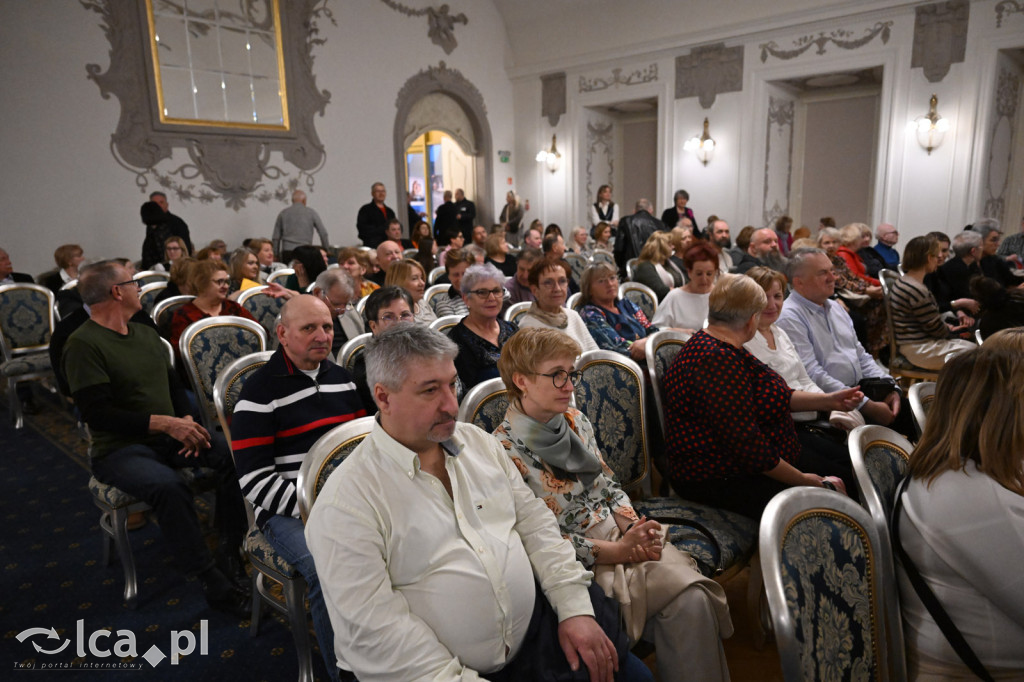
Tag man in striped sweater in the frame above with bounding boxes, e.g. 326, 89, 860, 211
232, 295, 366, 681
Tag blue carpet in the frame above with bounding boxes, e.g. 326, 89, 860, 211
0, 396, 328, 680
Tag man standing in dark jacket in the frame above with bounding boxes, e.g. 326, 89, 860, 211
453, 188, 477, 243
614, 198, 664, 276
434, 190, 458, 245
356, 182, 397, 248
150, 191, 193, 254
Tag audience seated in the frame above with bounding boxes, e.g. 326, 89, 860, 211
652, 242, 718, 333
995, 216, 1024, 265
247, 237, 285, 283
667, 225, 695, 275
494, 327, 733, 682
352, 286, 416, 414
835, 223, 880, 287
40, 243, 84, 293
890, 235, 975, 370
311, 269, 363, 353
632, 232, 683, 301
662, 274, 861, 520
449, 263, 518, 394
973, 218, 1024, 288
483, 232, 517, 277
579, 262, 658, 363
818, 226, 887, 355
64, 260, 249, 616
517, 259, 597, 352
0, 247, 34, 284
895, 338, 1024, 680
285, 245, 328, 292
231, 295, 366, 682
731, 227, 784, 274
591, 221, 613, 254
168, 260, 256, 353
860, 222, 899, 277
776, 248, 913, 436
727, 225, 755, 266
226, 247, 262, 299
385, 259, 436, 325
432, 248, 472, 318
971, 276, 1024, 340
436, 230, 465, 277
937, 230, 985, 303
370, 240, 404, 287
503, 245, 542, 304
920, 231, 978, 324
772, 215, 794, 256
615, 198, 664, 276
336, 246, 378, 299
412, 236, 437, 274
153, 256, 194, 312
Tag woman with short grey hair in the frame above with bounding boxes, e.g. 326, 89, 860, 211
449, 263, 518, 393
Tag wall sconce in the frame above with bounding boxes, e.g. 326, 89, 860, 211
535, 134, 562, 173
913, 94, 950, 155
683, 118, 716, 166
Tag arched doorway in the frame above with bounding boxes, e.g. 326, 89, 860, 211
405, 130, 477, 224
394, 62, 493, 230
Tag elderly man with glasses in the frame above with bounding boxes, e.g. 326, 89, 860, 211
62, 260, 250, 617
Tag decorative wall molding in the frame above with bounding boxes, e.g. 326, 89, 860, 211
763, 96, 795, 225
81, 0, 333, 209
758, 21, 892, 63
378, 0, 467, 55
541, 72, 567, 127
984, 65, 1020, 220
393, 61, 493, 227
675, 42, 743, 109
912, 1, 969, 83
584, 119, 614, 205
578, 64, 658, 93
995, 0, 1024, 28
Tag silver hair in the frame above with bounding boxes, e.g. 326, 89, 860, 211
315, 268, 355, 298
971, 218, 1001, 240
707, 274, 766, 329
364, 323, 458, 399
951, 230, 983, 257
460, 262, 505, 294
785, 247, 828, 282
635, 198, 652, 213
817, 227, 841, 245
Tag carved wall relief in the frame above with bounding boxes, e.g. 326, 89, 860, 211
578, 64, 658, 93
675, 43, 743, 109
584, 118, 615, 207
541, 72, 567, 127
759, 21, 892, 63
378, 1, 468, 55
763, 95, 795, 225
912, 1, 969, 83
984, 65, 1020, 221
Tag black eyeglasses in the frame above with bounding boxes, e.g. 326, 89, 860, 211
468, 287, 504, 299
535, 369, 583, 389
114, 279, 140, 290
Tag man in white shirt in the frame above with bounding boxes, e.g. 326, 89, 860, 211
306, 325, 647, 682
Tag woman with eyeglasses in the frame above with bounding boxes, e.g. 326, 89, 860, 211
449, 263, 518, 393
385, 259, 436, 325
493, 328, 733, 682
152, 236, 188, 273
349, 286, 417, 414
579, 262, 658, 363
518, 259, 597, 352
169, 259, 256, 359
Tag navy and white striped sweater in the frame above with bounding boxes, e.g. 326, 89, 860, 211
231, 347, 366, 529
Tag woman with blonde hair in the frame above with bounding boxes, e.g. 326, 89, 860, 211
667, 225, 695, 274
837, 222, 881, 287
337, 246, 378, 299
632, 231, 683, 301
499, 190, 524, 245
483, 231, 516, 277
494, 327, 733, 682
579, 262, 658, 363
384, 258, 436, 324
226, 247, 261, 298
896, 345, 1024, 679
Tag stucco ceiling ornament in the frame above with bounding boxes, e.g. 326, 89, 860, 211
578, 64, 658, 93
995, 0, 1024, 28
759, 21, 892, 63
379, 1, 468, 55
675, 43, 744, 109
911, 1, 969, 84
81, 0, 334, 210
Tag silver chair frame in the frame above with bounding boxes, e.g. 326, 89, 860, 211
0, 283, 56, 428
503, 301, 531, 324
907, 381, 935, 436
336, 332, 371, 373
429, 314, 462, 334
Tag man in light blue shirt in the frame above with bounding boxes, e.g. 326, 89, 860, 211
776, 248, 905, 429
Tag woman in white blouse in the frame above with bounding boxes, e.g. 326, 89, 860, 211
518, 259, 598, 352
587, 184, 619, 229
652, 242, 718, 333
896, 335, 1024, 680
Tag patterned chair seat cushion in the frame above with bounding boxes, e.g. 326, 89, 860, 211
245, 525, 299, 578
1, 353, 51, 378
634, 496, 757, 577
889, 353, 932, 373
862, 443, 909, 522
88, 475, 142, 509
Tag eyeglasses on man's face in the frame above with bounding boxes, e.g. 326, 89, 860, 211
535, 369, 583, 389
113, 279, 141, 290
468, 287, 504, 299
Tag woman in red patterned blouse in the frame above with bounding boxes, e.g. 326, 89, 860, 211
169, 259, 256, 354
662, 274, 861, 520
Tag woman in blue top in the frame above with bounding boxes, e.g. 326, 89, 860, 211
579, 262, 658, 363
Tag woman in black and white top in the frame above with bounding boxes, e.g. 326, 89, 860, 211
587, 184, 619, 230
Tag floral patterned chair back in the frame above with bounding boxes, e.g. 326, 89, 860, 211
564, 252, 587, 287
907, 381, 934, 437
138, 281, 166, 316
590, 251, 614, 268
238, 286, 285, 344
457, 376, 510, 434
152, 295, 194, 336
0, 284, 56, 428
213, 351, 275, 445
573, 349, 648, 497
618, 281, 657, 320
297, 416, 376, 521
644, 329, 692, 434
178, 315, 267, 432
761, 487, 905, 682
849, 425, 912, 544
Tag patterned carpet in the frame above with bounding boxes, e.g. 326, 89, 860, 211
0, 392, 329, 680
